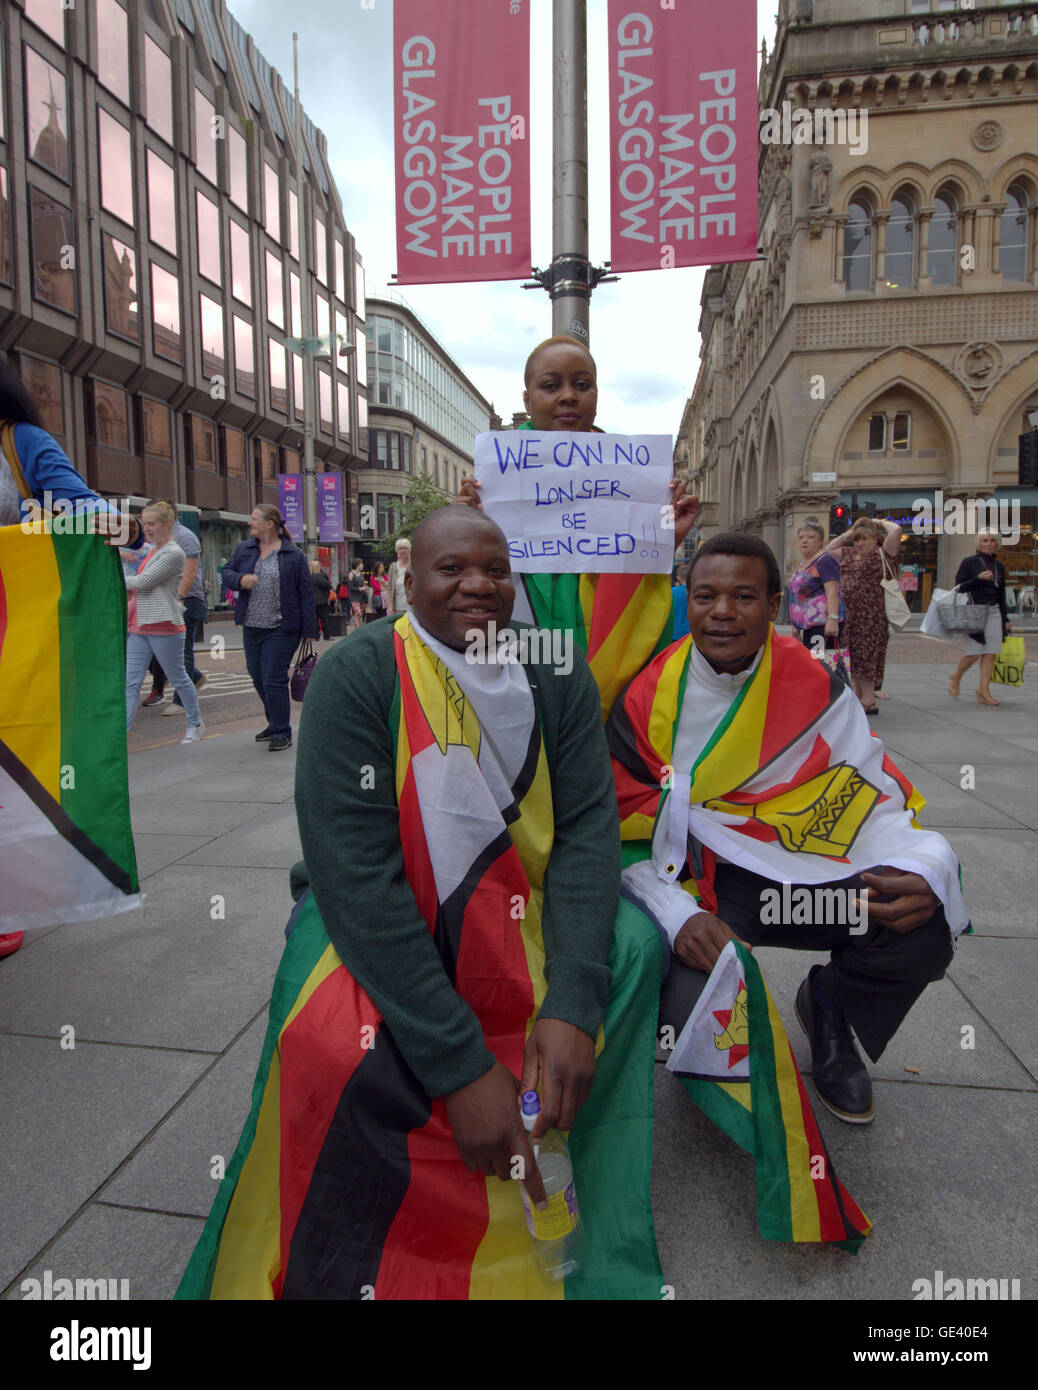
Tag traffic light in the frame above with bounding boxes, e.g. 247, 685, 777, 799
829, 502, 849, 536
1020, 431, 1038, 487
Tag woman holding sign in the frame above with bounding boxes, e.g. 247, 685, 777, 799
457, 336, 698, 718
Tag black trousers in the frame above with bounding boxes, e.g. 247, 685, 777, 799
657, 862, 954, 1063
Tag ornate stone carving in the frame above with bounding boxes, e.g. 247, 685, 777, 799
954, 340, 1004, 394
808, 153, 832, 208
972, 120, 1003, 151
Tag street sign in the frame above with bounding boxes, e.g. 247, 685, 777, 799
811, 472, 837, 483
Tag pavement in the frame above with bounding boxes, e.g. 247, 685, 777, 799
2, 632, 1036, 1303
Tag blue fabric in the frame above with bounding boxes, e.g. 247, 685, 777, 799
242, 626, 300, 738
13, 422, 144, 546
671, 584, 690, 640
221, 537, 318, 637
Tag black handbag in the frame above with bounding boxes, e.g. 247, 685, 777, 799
290, 639, 318, 703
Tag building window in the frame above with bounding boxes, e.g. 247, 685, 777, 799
288, 189, 298, 259
317, 293, 330, 339
377, 493, 401, 537
885, 192, 915, 290
355, 262, 366, 320
24, 0, 65, 45
337, 381, 349, 438
318, 372, 333, 431
29, 186, 75, 313
843, 198, 873, 291
292, 355, 304, 420
192, 415, 217, 471
259, 439, 278, 481
151, 262, 182, 362
98, 110, 133, 227
1000, 185, 1030, 282
141, 399, 172, 459
283, 449, 300, 473
146, 149, 176, 253
269, 339, 288, 414
225, 426, 248, 479
314, 212, 327, 283
867, 415, 886, 452
264, 164, 280, 242
892, 412, 911, 451
199, 294, 225, 379
357, 394, 368, 429
928, 190, 958, 285
144, 38, 173, 144
334, 240, 346, 300
195, 90, 217, 185
25, 46, 70, 180
335, 310, 349, 362
234, 317, 254, 398
102, 234, 138, 342
91, 380, 129, 450
265, 250, 284, 328
0, 169, 13, 285
21, 357, 63, 438
228, 125, 248, 212
96, 0, 130, 106
289, 271, 301, 337
375, 430, 388, 467
196, 190, 221, 283
230, 220, 251, 305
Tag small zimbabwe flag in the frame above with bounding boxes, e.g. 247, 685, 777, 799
0, 524, 140, 929
667, 941, 871, 1252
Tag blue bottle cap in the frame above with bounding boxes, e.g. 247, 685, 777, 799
521, 1090, 540, 1115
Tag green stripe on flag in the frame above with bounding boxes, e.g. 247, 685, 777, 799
737, 943, 795, 1242
52, 532, 137, 889
678, 1076, 754, 1155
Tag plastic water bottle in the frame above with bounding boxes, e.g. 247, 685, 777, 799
518, 1090, 584, 1281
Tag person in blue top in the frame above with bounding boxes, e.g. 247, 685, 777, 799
0, 360, 141, 545
670, 563, 690, 640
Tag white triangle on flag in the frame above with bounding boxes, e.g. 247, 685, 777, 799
666, 940, 751, 1080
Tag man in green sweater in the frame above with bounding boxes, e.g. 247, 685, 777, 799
179, 506, 663, 1300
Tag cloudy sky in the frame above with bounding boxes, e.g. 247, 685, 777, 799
228, 0, 776, 437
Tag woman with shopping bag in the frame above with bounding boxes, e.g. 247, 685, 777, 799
948, 534, 1010, 705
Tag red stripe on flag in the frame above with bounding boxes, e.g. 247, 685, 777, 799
277, 967, 383, 1271
757, 636, 832, 767
584, 573, 641, 663
787, 1041, 867, 1241
374, 1100, 490, 1299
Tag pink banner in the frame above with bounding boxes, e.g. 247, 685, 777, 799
608, 1, 759, 273
394, 0, 530, 285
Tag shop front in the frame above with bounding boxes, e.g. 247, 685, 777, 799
993, 489, 1038, 616
199, 511, 251, 612
833, 490, 940, 613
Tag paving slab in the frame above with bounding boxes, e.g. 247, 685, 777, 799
132, 832, 220, 879
176, 803, 303, 869
129, 797, 273, 837
650, 1070, 1038, 1300
142, 766, 296, 804
0, 1036, 208, 1294
882, 757, 1021, 830
0, 867, 292, 1051
4, 1206, 204, 1303
104, 1016, 268, 1218
943, 937, 1038, 1080
939, 830, 1038, 936
927, 764, 1038, 831
877, 730, 1032, 766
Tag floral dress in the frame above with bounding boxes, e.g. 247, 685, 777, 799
840, 548, 888, 685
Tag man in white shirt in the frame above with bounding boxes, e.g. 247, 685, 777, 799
608, 533, 967, 1126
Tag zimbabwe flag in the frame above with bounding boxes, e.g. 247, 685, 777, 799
0, 524, 139, 928
177, 616, 663, 1299
667, 941, 871, 1251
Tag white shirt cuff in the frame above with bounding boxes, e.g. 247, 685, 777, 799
621, 860, 703, 950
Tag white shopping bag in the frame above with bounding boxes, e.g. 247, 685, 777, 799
921, 586, 958, 638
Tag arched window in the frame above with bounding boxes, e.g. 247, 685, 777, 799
929, 189, 958, 285
885, 192, 915, 289
1000, 184, 1030, 281
844, 197, 873, 290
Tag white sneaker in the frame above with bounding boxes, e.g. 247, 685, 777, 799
181, 722, 205, 744
163, 702, 187, 716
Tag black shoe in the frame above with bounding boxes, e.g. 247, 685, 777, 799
795, 966, 874, 1124
268, 736, 292, 751
255, 727, 273, 742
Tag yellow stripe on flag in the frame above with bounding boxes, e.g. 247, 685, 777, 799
765, 988, 821, 1243
587, 574, 672, 721
690, 636, 772, 802
0, 527, 63, 799
648, 636, 691, 766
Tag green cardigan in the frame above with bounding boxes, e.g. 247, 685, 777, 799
292, 618, 622, 1099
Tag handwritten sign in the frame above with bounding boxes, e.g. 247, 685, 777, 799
474, 431, 674, 574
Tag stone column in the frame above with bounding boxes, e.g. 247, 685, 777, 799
917, 205, 934, 286
940, 490, 992, 588
874, 210, 891, 288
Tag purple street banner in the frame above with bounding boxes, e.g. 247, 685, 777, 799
394, 0, 531, 284
277, 474, 304, 544
608, 0, 759, 273
317, 472, 344, 544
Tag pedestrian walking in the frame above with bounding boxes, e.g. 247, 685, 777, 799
139, 509, 209, 714
124, 501, 205, 744
948, 533, 1011, 706
222, 506, 317, 751
309, 560, 333, 640
346, 559, 368, 631
368, 561, 388, 621
826, 518, 901, 714
386, 538, 411, 616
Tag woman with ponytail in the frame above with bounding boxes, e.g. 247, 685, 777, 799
222, 506, 317, 751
